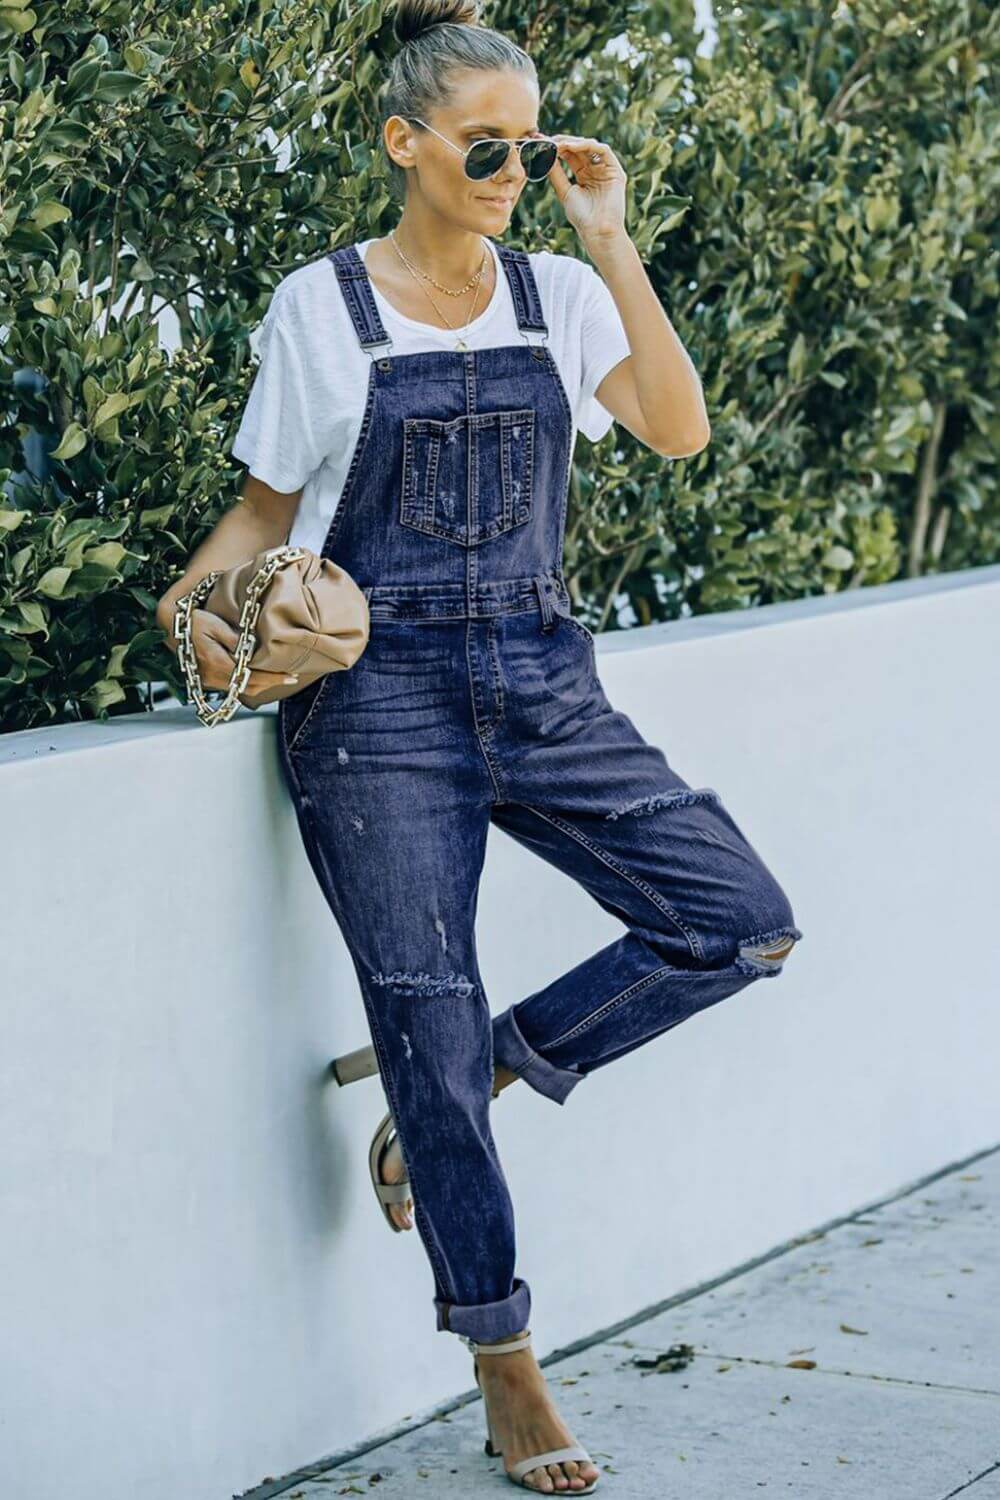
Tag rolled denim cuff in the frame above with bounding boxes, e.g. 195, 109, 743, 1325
492, 1007, 585, 1106
435, 1274, 531, 1340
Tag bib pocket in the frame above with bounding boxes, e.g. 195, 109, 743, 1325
400, 408, 535, 548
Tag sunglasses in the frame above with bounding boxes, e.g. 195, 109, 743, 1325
406, 117, 559, 183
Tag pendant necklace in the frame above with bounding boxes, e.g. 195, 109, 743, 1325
388, 230, 489, 351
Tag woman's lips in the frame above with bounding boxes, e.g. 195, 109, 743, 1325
479, 196, 514, 207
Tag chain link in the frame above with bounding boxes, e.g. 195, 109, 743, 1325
172, 545, 306, 728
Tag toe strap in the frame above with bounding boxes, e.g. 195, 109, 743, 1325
507, 1445, 593, 1481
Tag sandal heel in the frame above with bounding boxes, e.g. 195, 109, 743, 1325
331, 1042, 379, 1086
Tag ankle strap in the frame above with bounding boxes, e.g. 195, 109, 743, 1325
460, 1331, 532, 1355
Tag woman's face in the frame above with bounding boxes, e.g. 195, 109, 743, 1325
390, 68, 544, 231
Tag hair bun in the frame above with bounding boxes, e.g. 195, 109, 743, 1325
392, 0, 481, 47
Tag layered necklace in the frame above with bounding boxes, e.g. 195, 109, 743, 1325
388, 229, 491, 351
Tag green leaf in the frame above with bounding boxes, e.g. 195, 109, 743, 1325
31, 201, 72, 229
0, 7, 37, 35
81, 541, 127, 570
48, 423, 87, 461
37, 566, 73, 598
84, 677, 128, 711
93, 70, 146, 102
93, 393, 131, 428
17, 601, 49, 636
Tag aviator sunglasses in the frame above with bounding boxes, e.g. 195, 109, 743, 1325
406, 117, 560, 182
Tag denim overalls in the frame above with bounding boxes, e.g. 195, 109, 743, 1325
276, 242, 803, 1345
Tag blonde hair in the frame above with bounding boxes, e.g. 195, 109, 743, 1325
380, 0, 536, 202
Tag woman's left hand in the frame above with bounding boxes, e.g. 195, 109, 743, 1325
542, 133, 627, 243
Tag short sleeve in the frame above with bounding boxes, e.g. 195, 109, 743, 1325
576, 262, 632, 443
230, 295, 332, 494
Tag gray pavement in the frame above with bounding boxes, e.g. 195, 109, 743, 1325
239, 1144, 1000, 1499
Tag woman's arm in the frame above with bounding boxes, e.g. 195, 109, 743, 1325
546, 132, 712, 459
155, 472, 299, 642
585, 231, 712, 459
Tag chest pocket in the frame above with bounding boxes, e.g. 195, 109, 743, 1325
400, 408, 535, 548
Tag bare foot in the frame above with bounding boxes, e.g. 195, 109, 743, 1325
474, 1330, 600, 1493
378, 1063, 520, 1232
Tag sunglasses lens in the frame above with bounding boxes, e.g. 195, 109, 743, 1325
465, 140, 511, 180
521, 139, 558, 180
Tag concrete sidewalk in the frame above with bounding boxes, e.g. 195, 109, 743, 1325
238, 1143, 1000, 1499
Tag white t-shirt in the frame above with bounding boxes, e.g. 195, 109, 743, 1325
230, 235, 632, 556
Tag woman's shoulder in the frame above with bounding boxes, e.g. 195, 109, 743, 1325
266, 250, 349, 328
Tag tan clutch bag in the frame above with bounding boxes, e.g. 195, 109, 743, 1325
172, 545, 370, 727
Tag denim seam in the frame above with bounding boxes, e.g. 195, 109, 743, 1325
364, 989, 456, 1301
485, 617, 504, 729
521, 803, 704, 960
544, 345, 576, 566
543, 961, 680, 1052
465, 621, 506, 803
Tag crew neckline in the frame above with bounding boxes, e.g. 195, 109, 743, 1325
357, 235, 505, 337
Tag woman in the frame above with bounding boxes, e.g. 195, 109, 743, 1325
158, 2, 803, 1491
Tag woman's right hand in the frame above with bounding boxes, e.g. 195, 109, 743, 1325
161, 604, 299, 695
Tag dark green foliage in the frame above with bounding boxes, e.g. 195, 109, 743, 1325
0, 0, 995, 728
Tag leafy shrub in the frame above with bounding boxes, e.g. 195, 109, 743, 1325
0, 0, 995, 729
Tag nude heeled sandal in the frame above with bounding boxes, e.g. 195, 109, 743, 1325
368, 1108, 413, 1232
330, 1046, 413, 1232
334, 1044, 502, 1233
460, 1331, 600, 1494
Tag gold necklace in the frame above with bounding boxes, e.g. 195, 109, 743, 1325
388, 229, 488, 296
388, 232, 490, 351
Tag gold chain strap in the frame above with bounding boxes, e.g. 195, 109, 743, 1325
172, 545, 306, 727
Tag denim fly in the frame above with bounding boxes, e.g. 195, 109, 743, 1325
276, 242, 803, 1344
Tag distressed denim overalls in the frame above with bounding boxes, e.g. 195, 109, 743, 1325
276, 242, 803, 1344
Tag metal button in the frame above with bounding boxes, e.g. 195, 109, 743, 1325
377, 358, 391, 370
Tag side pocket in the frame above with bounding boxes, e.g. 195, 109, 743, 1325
283, 672, 334, 758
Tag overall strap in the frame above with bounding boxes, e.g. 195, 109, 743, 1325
330, 240, 549, 353
495, 244, 549, 341
327, 244, 392, 357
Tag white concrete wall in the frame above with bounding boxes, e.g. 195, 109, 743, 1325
2, 566, 998, 1500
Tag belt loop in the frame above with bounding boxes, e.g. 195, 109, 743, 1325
533, 574, 556, 633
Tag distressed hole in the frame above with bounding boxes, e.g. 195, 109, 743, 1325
370, 969, 476, 999
349, 814, 365, 833
434, 917, 448, 954
736, 931, 799, 975
605, 788, 721, 822
336, 746, 349, 764
400, 1031, 413, 1060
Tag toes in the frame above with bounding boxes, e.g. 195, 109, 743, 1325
547, 1461, 569, 1488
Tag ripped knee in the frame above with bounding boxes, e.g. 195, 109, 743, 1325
735, 927, 801, 977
